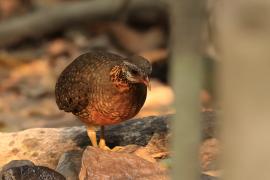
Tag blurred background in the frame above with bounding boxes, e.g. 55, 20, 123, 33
0, 0, 221, 178
1, 0, 270, 179
0, 0, 184, 132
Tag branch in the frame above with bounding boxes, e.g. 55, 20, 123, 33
0, 0, 168, 47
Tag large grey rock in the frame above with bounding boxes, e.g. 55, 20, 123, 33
0, 115, 172, 169
0, 113, 216, 170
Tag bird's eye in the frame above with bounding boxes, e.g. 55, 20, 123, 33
131, 69, 138, 75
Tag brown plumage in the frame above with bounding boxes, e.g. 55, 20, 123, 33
55, 51, 151, 149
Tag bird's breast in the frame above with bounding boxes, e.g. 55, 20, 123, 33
87, 84, 147, 125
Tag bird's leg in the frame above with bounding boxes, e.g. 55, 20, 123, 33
99, 126, 106, 148
99, 126, 110, 150
87, 125, 98, 147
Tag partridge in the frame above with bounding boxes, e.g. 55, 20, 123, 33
55, 51, 151, 149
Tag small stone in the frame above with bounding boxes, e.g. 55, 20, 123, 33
1, 160, 34, 170
0, 160, 35, 178
0, 160, 65, 180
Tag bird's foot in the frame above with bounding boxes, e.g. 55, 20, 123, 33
98, 138, 111, 151
97, 126, 124, 151
87, 126, 98, 147
98, 139, 124, 151
111, 146, 124, 152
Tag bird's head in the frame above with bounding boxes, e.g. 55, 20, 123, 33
110, 55, 152, 91
122, 61, 151, 89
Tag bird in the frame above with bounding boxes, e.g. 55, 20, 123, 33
55, 51, 151, 150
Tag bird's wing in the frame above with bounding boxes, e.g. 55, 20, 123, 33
55, 56, 92, 114
55, 75, 90, 114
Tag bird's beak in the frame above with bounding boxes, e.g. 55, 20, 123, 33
141, 76, 151, 90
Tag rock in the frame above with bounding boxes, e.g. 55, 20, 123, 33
0, 160, 65, 180
56, 150, 83, 180
79, 146, 168, 180
56, 145, 165, 179
0, 113, 216, 169
55, 145, 164, 179
0, 126, 85, 170
1, 160, 35, 171
145, 132, 169, 159
0, 115, 171, 169
1, 165, 66, 180
0, 160, 34, 178
117, 145, 157, 163
103, 115, 170, 148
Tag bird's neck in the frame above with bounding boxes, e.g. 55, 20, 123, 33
110, 66, 131, 92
